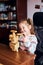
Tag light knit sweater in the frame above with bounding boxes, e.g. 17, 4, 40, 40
19, 35, 38, 54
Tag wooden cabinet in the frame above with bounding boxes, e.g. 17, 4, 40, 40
0, 0, 27, 44
0, 0, 27, 27
0, 0, 17, 27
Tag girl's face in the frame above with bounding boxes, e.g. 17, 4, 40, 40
19, 21, 31, 36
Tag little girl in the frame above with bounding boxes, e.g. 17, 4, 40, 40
18, 18, 38, 54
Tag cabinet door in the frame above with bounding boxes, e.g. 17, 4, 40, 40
16, 0, 27, 22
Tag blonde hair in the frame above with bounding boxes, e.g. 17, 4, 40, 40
27, 18, 35, 34
18, 18, 35, 34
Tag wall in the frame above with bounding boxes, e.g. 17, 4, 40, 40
27, 0, 42, 19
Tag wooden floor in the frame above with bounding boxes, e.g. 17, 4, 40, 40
0, 43, 35, 65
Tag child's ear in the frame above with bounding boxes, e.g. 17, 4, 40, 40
29, 25, 31, 29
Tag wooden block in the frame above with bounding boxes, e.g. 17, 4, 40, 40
10, 30, 17, 33
0, 63, 3, 65
17, 33, 22, 36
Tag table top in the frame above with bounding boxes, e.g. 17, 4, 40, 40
0, 43, 35, 65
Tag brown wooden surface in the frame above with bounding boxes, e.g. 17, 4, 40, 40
16, 0, 27, 22
0, 43, 35, 65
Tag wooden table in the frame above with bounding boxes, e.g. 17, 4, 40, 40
0, 43, 35, 65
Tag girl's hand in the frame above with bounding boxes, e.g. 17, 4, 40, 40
20, 46, 26, 50
19, 33, 28, 43
22, 36, 28, 43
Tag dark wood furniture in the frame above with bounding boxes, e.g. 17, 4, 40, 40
0, 27, 10, 45
0, 0, 27, 23
0, 43, 35, 65
16, 0, 27, 22
0, 0, 27, 44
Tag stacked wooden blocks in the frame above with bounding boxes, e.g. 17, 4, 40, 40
9, 30, 21, 52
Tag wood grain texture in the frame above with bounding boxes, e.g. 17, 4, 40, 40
0, 43, 35, 65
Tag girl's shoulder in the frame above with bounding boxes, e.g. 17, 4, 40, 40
28, 34, 37, 40
28, 34, 36, 38
28, 35, 38, 44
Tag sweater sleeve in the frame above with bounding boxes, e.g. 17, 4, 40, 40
28, 35, 38, 54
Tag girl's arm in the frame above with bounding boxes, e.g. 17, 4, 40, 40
19, 36, 32, 50
28, 36, 38, 54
